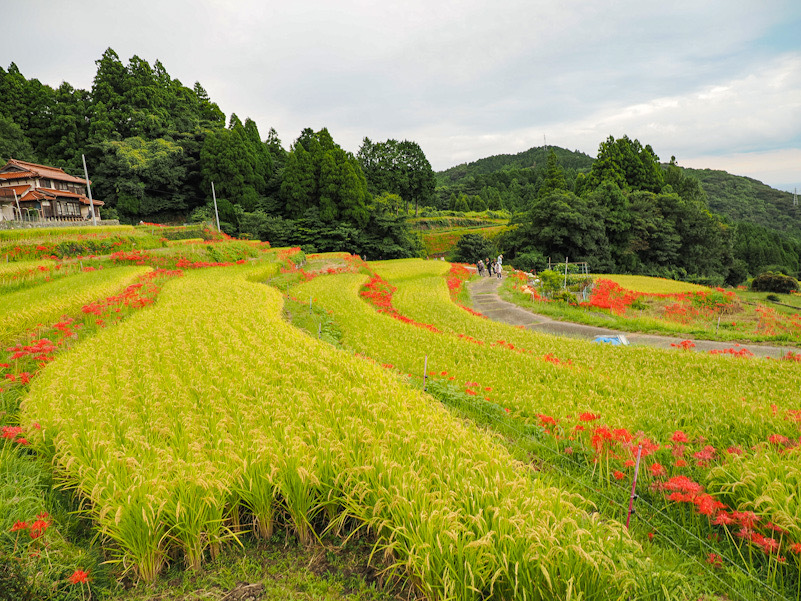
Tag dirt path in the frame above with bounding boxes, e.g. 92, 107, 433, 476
468, 276, 794, 359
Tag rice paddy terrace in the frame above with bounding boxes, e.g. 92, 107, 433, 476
2, 235, 800, 601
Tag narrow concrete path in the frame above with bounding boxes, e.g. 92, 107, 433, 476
468, 276, 794, 359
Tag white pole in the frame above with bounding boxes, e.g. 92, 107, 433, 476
211, 182, 221, 232
81, 154, 97, 226
12, 190, 22, 221
564, 257, 569, 289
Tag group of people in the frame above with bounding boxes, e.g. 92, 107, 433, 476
477, 255, 503, 278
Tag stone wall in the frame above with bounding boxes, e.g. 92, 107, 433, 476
0, 219, 121, 231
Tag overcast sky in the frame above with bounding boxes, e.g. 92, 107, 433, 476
3, 0, 800, 191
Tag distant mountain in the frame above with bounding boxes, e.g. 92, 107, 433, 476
436, 146, 801, 240
436, 146, 594, 186
682, 168, 801, 240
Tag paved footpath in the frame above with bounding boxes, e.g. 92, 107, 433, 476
468, 276, 795, 359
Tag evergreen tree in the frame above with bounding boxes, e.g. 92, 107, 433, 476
538, 150, 568, 198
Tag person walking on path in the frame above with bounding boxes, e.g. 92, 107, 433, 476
477, 259, 485, 276
487, 258, 493, 277
495, 260, 502, 278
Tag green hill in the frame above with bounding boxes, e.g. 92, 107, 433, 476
436, 145, 594, 186
437, 146, 800, 240
683, 167, 801, 239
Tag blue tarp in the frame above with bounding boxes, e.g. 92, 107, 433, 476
593, 335, 630, 346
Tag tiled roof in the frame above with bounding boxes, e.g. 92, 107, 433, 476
0, 170, 36, 180
0, 185, 103, 205
0, 158, 88, 185
38, 187, 104, 206
0, 184, 33, 198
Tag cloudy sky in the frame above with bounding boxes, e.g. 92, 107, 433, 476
3, 0, 800, 191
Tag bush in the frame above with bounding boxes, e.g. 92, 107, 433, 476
450, 233, 497, 264
751, 271, 800, 294
510, 250, 547, 273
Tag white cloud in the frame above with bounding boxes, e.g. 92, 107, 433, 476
681, 149, 801, 192
1, 0, 800, 189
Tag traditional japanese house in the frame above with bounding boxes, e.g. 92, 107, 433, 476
0, 158, 103, 221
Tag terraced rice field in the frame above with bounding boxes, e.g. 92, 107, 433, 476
4, 251, 801, 600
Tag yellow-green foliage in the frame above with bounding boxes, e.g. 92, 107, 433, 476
422, 225, 507, 256
0, 225, 135, 242
593, 274, 711, 294
298, 259, 801, 554
0, 266, 149, 346
22, 265, 665, 599
0, 259, 53, 275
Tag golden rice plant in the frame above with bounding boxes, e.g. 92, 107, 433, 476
22, 264, 671, 599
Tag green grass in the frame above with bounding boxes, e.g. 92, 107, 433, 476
502, 276, 801, 345
115, 533, 410, 601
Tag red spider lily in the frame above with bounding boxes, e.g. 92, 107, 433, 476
769, 433, 790, 446
714, 511, 735, 526
670, 340, 696, 350
542, 353, 573, 366
649, 462, 666, 477
10, 521, 28, 532
766, 522, 788, 535
28, 518, 49, 539
674, 459, 687, 467
2, 425, 23, 439
726, 445, 744, 456
731, 511, 761, 529
658, 475, 704, 496
707, 553, 723, 568
613, 470, 626, 480
693, 445, 717, 466
709, 346, 754, 358
695, 494, 726, 516
564, 446, 573, 455
790, 542, 801, 554
613, 428, 633, 443
579, 412, 601, 422
68, 569, 89, 584
671, 430, 689, 443
538, 414, 558, 426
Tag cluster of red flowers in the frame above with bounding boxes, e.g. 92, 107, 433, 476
10, 512, 50, 539
542, 353, 572, 366
359, 272, 442, 334
2, 424, 37, 446
583, 279, 644, 316
82, 270, 181, 318
670, 339, 696, 350
446, 264, 489, 320
708, 345, 754, 358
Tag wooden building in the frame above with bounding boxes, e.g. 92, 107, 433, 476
0, 158, 103, 221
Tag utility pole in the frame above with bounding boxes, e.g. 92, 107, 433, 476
211, 181, 221, 232
12, 189, 21, 221
81, 154, 97, 226
794, 187, 798, 207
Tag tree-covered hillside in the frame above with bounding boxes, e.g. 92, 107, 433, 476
684, 167, 801, 239
0, 50, 427, 259
434, 142, 801, 284
3, 49, 800, 281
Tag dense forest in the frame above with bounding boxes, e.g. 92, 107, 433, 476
1, 49, 800, 282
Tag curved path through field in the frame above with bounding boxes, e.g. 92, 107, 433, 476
468, 276, 793, 359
